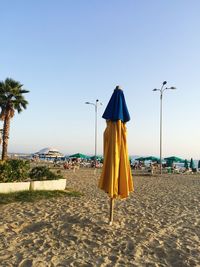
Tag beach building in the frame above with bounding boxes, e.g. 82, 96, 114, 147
34, 147, 63, 160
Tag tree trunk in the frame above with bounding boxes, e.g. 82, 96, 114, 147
2, 115, 10, 161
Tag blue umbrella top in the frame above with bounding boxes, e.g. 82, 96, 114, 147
102, 86, 130, 123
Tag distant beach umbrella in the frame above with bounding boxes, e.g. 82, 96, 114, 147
135, 157, 145, 161
69, 153, 89, 159
184, 159, 189, 169
135, 156, 160, 164
98, 86, 134, 225
164, 156, 184, 167
143, 156, 160, 162
190, 158, 195, 169
164, 156, 185, 163
90, 155, 103, 161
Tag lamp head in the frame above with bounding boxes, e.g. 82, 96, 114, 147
169, 86, 176, 90
85, 102, 90, 104
163, 81, 167, 85
96, 99, 103, 105
153, 88, 158, 91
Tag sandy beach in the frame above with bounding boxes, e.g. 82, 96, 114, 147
0, 169, 200, 266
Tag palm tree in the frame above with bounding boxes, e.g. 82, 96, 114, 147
0, 129, 2, 145
0, 78, 29, 160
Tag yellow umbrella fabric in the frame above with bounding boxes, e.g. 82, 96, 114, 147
99, 120, 133, 199
99, 86, 133, 224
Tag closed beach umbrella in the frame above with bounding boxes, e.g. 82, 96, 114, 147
184, 159, 189, 169
190, 158, 195, 169
98, 86, 134, 225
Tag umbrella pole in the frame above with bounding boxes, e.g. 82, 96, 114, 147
109, 198, 114, 225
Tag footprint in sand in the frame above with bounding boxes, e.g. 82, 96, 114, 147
22, 222, 51, 233
18, 259, 33, 267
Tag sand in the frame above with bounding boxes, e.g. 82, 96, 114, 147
0, 169, 200, 266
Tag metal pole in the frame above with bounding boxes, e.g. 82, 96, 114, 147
160, 92, 163, 175
95, 100, 98, 168
109, 198, 114, 225
153, 82, 176, 176
159, 82, 166, 175
85, 100, 102, 169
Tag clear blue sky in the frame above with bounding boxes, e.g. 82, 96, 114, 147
1, 0, 200, 159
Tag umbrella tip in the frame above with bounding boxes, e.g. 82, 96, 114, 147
115, 85, 122, 90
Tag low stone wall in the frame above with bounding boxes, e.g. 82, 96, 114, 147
0, 182, 30, 193
30, 179, 67, 191
0, 179, 67, 193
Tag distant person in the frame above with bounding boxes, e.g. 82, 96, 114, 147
150, 163, 154, 175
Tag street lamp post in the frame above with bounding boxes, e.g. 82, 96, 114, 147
153, 81, 176, 175
85, 99, 102, 168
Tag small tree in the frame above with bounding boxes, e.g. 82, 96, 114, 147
0, 78, 29, 160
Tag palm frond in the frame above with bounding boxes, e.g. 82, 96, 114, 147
19, 89, 29, 94
0, 77, 29, 115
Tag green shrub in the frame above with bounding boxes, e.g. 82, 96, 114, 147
0, 161, 63, 182
29, 166, 63, 181
0, 159, 30, 182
